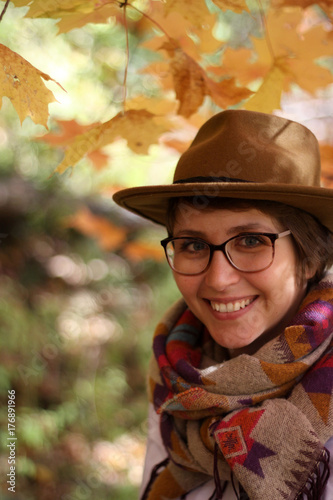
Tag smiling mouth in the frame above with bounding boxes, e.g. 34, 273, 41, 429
210, 298, 256, 313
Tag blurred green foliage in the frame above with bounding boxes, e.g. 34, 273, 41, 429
0, 3, 180, 499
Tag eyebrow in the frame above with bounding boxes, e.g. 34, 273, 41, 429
225, 223, 274, 235
172, 222, 277, 240
174, 223, 274, 238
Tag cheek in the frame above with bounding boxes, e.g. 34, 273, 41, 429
173, 275, 201, 302
173, 275, 192, 296
256, 262, 303, 308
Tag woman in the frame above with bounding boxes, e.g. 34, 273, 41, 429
113, 110, 333, 499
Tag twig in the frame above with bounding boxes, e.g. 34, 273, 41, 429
122, 0, 129, 113
0, 0, 10, 23
105, 0, 176, 112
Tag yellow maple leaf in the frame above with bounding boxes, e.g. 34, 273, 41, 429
142, 2, 218, 61
0, 44, 63, 127
11, 0, 93, 17
126, 96, 178, 115
251, 9, 333, 93
11, 0, 121, 33
55, 109, 171, 174
57, 3, 122, 34
244, 59, 286, 113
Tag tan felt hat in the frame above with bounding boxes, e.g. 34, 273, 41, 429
113, 110, 333, 231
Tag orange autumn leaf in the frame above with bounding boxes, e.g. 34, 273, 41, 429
87, 150, 109, 170
167, 46, 251, 117
39, 119, 97, 146
65, 207, 127, 251
123, 240, 164, 262
169, 48, 207, 117
210, 48, 267, 86
206, 77, 252, 110
141, 14, 192, 54
162, 137, 192, 153
39, 119, 110, 169
289, 58, 333, 93
162, 0, 213, 28
0, 44, 63, 127
55, 110, 171, 174
139, 61, 174, 92
194, 22, 223, 55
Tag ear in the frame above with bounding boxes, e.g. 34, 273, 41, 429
304, 262, 317, 282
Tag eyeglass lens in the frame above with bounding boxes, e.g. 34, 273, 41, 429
165, 234, 275, 275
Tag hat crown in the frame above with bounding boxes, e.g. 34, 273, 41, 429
113, 110, 333, 231
173, 110, 321, 187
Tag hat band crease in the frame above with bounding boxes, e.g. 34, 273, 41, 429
173, 176, 253, 184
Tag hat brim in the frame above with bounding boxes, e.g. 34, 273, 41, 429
113, 182, 333, 231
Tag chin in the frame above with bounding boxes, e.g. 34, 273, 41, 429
213, 335, 257, 350
210, 328, 264, 352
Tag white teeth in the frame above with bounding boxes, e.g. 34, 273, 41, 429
210, 298, 252, 313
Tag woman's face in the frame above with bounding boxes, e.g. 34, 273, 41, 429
171, 205, 310, 356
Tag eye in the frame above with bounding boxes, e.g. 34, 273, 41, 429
235, 234, 270, 249
178, 239, 208, 253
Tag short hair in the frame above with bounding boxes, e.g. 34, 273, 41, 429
166, 197, 333, 286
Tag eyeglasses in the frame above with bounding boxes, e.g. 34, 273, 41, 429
160, 230, 291, 275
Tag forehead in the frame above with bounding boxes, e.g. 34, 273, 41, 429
172, 205, 281, 236
167, 197, 286, 232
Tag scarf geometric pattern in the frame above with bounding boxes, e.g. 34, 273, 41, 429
145, 275, 333, 500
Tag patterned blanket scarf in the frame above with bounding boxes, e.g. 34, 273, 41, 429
144, 276, 333, 500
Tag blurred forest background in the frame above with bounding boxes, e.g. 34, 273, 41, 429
0, 0, 332, 499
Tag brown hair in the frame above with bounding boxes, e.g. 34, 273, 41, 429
166, 197, 333, 285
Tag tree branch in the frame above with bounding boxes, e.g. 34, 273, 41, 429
0, 0, 10, 23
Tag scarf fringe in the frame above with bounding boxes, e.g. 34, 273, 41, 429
212, 442, 224, 499
296, 447, 330, 500
140, 457, 169, 500
142, 449, 329, 500
211, 443, 246, 500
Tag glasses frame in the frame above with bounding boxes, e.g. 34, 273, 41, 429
160, 230, 292, 276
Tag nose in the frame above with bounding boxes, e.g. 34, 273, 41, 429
204, 249, 241, 289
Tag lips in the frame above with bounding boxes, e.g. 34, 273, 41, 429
210, 297, 255, 313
